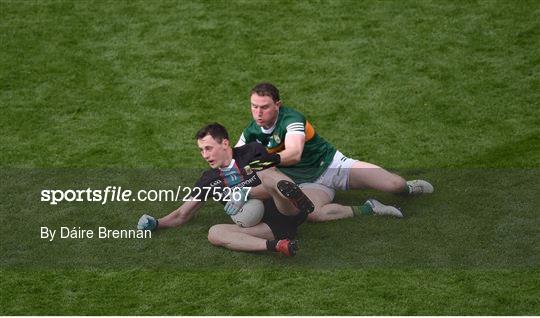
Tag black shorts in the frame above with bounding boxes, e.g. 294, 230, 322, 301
261, 200, 308, 240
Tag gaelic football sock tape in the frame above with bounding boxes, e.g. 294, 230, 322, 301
351, 204, 373, 216
266, 240, 278, 252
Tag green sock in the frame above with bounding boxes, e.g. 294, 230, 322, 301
404, 184, 412, 195
351, 203, 373, 216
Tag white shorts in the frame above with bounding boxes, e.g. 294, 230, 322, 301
298, 182, 336, 201
299, 150, 358, 200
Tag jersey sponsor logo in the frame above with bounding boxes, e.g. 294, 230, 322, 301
236, 174, 260, 188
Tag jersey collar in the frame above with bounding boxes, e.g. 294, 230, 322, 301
219, 158, 236, 171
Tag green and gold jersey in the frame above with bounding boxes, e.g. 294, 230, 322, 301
239, 106, 336, 183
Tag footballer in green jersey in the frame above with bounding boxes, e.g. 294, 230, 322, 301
238, 106, 336, 183
236, 83, 434, 223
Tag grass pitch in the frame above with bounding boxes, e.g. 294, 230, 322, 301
1, 0, 539, 315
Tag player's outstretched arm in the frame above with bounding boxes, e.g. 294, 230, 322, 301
158, 200, 204, 228
278, 134, 305, 166
137, 200, 204, 231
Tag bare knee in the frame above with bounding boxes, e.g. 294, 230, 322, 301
208, 224, 228, 246
257, 169, 280, 188
262, 181, 278, 195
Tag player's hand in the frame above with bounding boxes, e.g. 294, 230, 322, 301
224, 188, 249, 215
137, 214, 158, 231
247, 159, 274, 171
247, 153, 280, 171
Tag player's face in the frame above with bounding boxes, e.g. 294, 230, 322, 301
197, 135, 231, 169
250, 94, 281, 129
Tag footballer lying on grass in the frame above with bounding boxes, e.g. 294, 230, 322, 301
138, 123, 315, 257
237, 83, 434, 221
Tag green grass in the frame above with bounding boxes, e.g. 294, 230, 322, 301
1, 0, 539, 315
2, 269, 539, 315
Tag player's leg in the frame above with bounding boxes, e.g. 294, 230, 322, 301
207, 223, 273, 251
246, 184, 271, 200
302, 186, 402, 222
300, 186, 353, 222
347, 161, 408, 193
311, 203, 354, 221
207, 222, 297, 256
297, 183, 354, 222
256, 168, 313, 216
347, 161, 434, 194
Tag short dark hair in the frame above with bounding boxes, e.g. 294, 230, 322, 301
195, 123, 229, 143
250, 82, 280, 103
